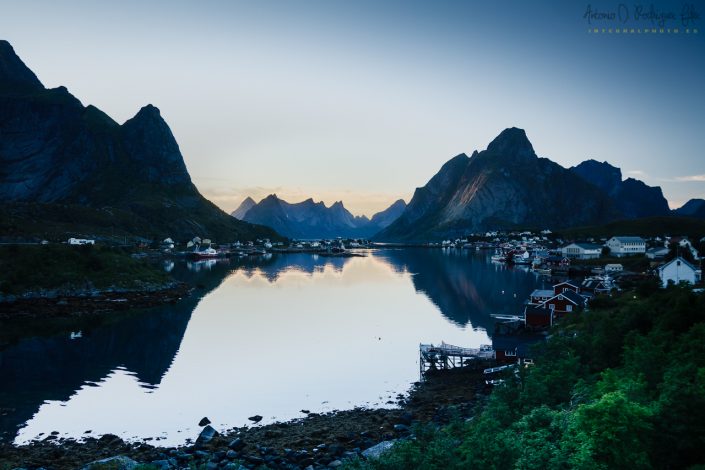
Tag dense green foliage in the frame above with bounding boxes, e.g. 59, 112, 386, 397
558, 216, 705, 240
347, 285, 705, 469
0, 244, 170, 294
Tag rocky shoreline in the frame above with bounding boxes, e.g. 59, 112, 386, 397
0, 283, 192, 320
0, 368, 490, 470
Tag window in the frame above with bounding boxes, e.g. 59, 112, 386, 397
566, 305, 572, 312
505, 350, 517, 356
549, 304, 555, 310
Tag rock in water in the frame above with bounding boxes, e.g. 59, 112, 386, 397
248, 415, 263, 423
196, 425, 218, 445
81, 455, 139, 470
198, 417, 211, 426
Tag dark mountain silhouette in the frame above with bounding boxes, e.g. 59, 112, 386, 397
0, 40, 278, 242
569, 160, 670, 218
674, 199, 705, 219
375, 128, 620, 241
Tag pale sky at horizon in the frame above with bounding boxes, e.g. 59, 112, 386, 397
1, 0, 703, 216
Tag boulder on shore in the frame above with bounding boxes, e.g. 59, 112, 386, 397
81, 455, 139, 470
361, 440, 396, 460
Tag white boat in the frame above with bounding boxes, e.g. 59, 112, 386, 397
193, 247, 218, 259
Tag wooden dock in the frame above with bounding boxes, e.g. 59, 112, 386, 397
419, 342, 495, 377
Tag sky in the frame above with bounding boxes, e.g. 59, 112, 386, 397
1, 0, 704, 216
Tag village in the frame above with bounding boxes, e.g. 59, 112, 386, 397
419, 230, 704, 385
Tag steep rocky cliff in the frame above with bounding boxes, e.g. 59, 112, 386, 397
376, 128, 621, 241
0, 40, 278, 242
570, 160, 670, 218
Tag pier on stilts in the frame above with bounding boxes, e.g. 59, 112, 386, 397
419, 342, 495, 378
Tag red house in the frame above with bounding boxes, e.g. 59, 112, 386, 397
552, 279, 580, 296
524, 304, 553, 329
539, 289, 586, 319
492, 334, 544, 364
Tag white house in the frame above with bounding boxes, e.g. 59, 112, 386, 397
657, 257, 701, 287
68, 238, 95, 245
561, 242, 602, 259
606, 236, 646, 257
605, 263, 623, 272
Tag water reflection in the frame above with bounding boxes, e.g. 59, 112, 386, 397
377, 248, 540, 329
0, 248, 538, 445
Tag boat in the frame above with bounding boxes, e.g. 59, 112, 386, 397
192, 247, 218, 259
512, 251, 531, 265
490, 249, 506, 262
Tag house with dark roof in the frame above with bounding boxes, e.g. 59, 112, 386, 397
538, 289, 587, 319
524, 304, 553, 329
560, 242, 602, 259
492, 334, 544, 364
529, 289, 554, 304
581, 278, 612, 295
552, 279, 581, 296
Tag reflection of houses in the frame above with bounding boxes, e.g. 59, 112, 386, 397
545, 256, 570, 267
657, 256, 701, 287
560, 242, 602, 259
606, 236, 646, 257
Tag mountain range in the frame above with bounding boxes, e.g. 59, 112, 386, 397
0, 40, 278, 242
569, 160, 670, 218
2, 41, 700, 243
232, 195, 406, 239
375, 128, 674, 241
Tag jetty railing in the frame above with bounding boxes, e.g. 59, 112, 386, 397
419, 342, 495, 377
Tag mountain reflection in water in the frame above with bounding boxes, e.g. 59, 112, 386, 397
0, 248, 539, 445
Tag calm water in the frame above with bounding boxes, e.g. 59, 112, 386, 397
0, 248, 541, 446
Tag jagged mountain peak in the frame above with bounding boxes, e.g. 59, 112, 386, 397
485, 127, 535, 158
0, 43, 280, 241
375, 129, 622, 241
0, 40, 43, 92
121, 103, 191, 185
570, 159, 623, 191
231, 196, 257, 220
242, 195, 406, 239
570, 160, 669, 218
126, 104, 166, 124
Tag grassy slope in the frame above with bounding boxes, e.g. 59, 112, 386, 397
0, 245, 170, 295
345, 283, 705, 469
